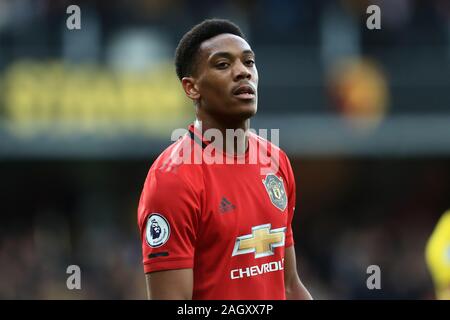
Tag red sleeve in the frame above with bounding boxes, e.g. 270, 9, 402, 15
283, 153, 296, 248
137, 167, 201, 273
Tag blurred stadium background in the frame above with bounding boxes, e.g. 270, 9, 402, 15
0, 0, 449, 299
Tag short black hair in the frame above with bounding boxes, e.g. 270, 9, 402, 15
175, 19, 246, 81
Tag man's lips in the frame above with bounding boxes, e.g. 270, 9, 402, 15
232, 84, 256, 100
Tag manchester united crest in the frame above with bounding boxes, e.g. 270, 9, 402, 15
262, 174, 287, 211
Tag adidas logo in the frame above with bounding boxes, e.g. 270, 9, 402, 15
219, 197, 235, 213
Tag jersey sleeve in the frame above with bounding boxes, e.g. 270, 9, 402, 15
283, 153, 296, 248
137, 167, 201, 274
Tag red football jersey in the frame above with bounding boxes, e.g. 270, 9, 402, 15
138, 124, 296, 300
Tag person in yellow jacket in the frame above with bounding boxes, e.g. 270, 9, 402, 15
425, 209, 450, 299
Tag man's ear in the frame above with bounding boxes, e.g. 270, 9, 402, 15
181, 77, 200, 100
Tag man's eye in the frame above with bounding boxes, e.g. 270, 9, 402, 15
245, 60, 255, 66
216, 62, 229, 69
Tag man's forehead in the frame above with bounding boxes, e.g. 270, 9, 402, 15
199, 33, 253, 57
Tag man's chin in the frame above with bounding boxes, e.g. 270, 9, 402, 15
233, 104, 257, 121
208, 101, 257, 124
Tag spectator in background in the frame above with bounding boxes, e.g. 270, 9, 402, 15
426, 209, 450, 300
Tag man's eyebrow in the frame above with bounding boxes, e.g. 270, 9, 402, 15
209, 50, 255, 60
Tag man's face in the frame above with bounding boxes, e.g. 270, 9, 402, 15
193, 33, 258, 122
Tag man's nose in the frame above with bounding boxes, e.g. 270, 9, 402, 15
233, 61, 251, 81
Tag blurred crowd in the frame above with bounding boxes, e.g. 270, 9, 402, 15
1, 0, 449, 115
293, 158, 449, 299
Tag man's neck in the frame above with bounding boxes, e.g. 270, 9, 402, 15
194, 117, 250, 156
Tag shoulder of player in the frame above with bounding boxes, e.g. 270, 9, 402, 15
249, 131, 289, 161
146, 135, 203, 189
441, 210, 450, 225
433, 210, 450, 237
250, 132, 294, 186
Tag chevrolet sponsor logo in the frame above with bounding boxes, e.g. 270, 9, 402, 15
231, 259, 284, 280
232, 224, 286, 258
